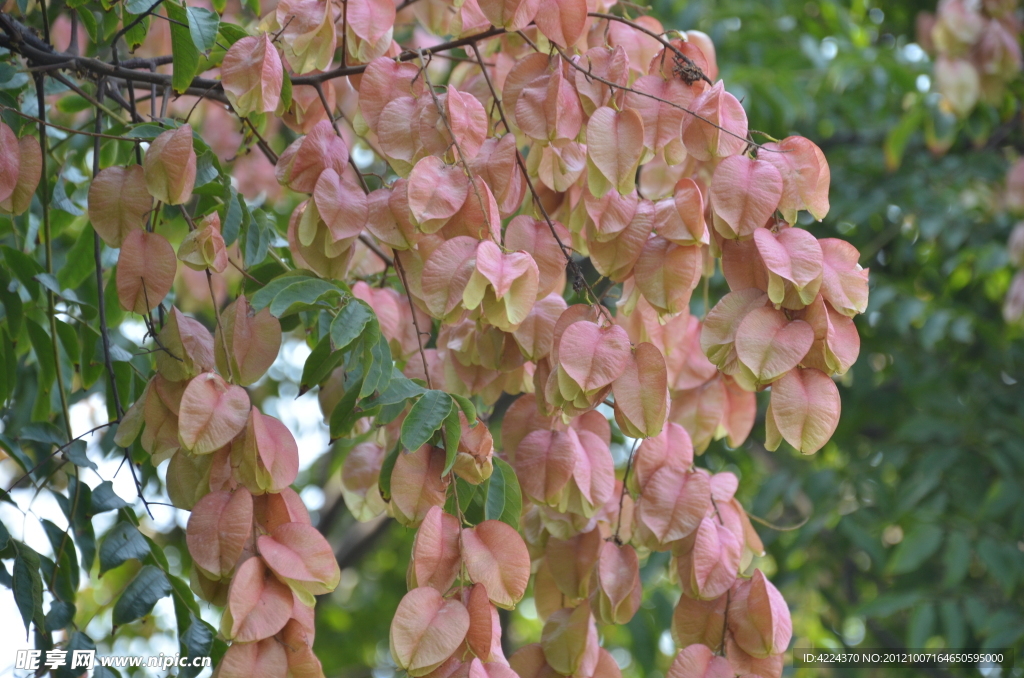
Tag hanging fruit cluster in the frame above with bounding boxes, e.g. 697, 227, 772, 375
87, 124, 341, 677
0, 0, 870, 672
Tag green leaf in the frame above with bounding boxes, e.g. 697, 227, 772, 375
376, 399, 408, 426
56, 93, 92, 114
92, 481, 129, 513
166, 2, 200, 94
884, 103, 924, 171
58, 225, 97, 290
66, 440, 97, 470
856, 590, 922, 618
378, 444, 400, 501
124, 0, 158, 13
940, 601, 966, 649
977, 536, 1020, 595
179, 614, 215, 678
168, 572, 201, 617
35, 272, 63, 297
363, 370, 426, 408
51, 173, 84, 215
447, 477, 477, 519
45, 600, 76, 632
484, 458, 521, 529
360, 328, 393, 398
13, 544, 43, 637
942, 530, 971, 588
2, 245, 44, 298
144, 534, 170, 570
222, 188, 242, 247
112, 565, 171, 625
300, 334, 344, 394
0, 279, 24, 337
124, 122, 171, 139
20, 422, 66, 446
451, 393, 477, 425
205, 21, 247, 67
401, 390, 452, 451
99, 523, 151, 574
249, 270, 318, 311
907, 602, 936, 649
194, 149, 219, 187
280, 70, 293, 113
57, 633, 97, 678
26, 319, 56, 419
41, 519, 80, 596
26, 319, 56, 383
242, 208, 271, 267
331, 300, 373, 351
121, 5, 150, 50
329, 376, 364, 440
442, 405, 461, 475
55, 317, 80, 369
0, 518, 9, 550
887, 523, 943, 575
270, 279, 342, 317
0, 337, 7, 406
218, 22, 250, 45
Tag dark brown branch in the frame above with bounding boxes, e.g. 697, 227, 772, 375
1, 12, 501, 108
291, 26, 506, 86
359, 234, 393, 267
4, 421, 120, 492
394, 255, 433, 390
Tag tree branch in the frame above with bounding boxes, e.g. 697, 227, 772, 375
0, 12, 503, 108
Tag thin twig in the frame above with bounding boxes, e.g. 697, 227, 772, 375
313, 81, 371, 194
415, 49, 492, 240
241, 115, 279, 164
359, 234, 393, 266
393, 255, 432, 390
470, 41, 508, 132
110, 0, 165, 64
552, 43, 772, 153
207, 269, 235, 383
49, 72, 125, 121
0, 104, 144, 141
466, 41, 607, 315
230, 258, 264, 285
3, 420, 121, 492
